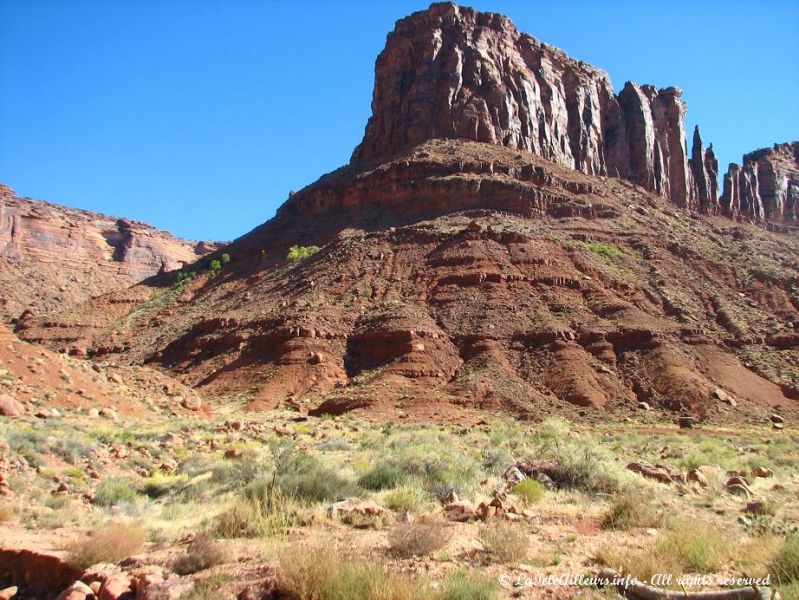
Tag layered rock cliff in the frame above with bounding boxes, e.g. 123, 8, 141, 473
0, 184, 221, 321
721, 142, 799, 225
352, 2, 709, 212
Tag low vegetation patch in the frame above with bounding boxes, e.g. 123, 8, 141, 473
388, 520, 452, 558
94, 477, 140, 506
173, 533, 226, 575
511, 479, 545, 505
67, 522, 147, 569
771, 535, 799, 586
602, 491, 663, 530
358, 463, 407, 491
478, 522, 528, 564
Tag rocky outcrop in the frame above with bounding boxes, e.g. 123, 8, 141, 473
352, 2, 703, 210
0, 184, 222, 321
721, 142, 799, 225
690, 126, 719, 213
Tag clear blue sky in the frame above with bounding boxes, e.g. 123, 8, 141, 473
1, 1, 797, 242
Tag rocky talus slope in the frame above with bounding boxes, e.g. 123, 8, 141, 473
12, 2, 799, 423
0, 184, 221, 322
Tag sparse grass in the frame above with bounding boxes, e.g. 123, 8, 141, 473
173, 533, 226, 575
602, 491, 663, 530
511, 479, 545, 505
771, 536, 799, 586
94, 477, 139, 506
215, 483, 299, 538
388, 520, 452, 558
67, 522, 147, 569
478, 522, 528, 564
595, 545, 682, 585
437, 569, 499, 600
656, 520, 733, 573
277, 546, 424, 600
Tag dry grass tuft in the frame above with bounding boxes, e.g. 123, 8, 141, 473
601, 491, 663, 530
388, 519, 452, 558
478, 521, 528, 564
173, 533, 226, 575
67, 522, 147, 569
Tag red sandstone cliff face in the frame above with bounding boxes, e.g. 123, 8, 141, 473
0, 184, 221, 321
352, 2, 708, 212
721, 142, 799, 226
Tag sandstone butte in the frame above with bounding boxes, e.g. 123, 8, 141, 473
9, 2, 799, 424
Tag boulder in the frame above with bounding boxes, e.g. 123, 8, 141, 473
751, 466, 774, 478
443, 500, 475, 522
0, 394, 24, 416
98, 573, 134, 600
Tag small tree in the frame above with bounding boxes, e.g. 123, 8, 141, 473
209, 259, 222, 274
220, 253, 231, 265
287, 245, 321, 261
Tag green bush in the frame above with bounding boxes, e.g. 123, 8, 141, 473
287, 245, 321, 261
220, 253, 231, 265
511, 479, 545, 504
94, 477, 139, 506
209, 259, 222, 273
384, 484, 434, 514
358, 463, 407, 491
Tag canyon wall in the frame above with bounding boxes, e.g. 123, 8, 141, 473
0, 184, 220, 321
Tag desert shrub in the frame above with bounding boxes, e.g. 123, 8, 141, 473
286, 245, 321, 261
274, 452, 360, 503
383, 484, 433, 514
511, 479, 545, 505
314, 436, 352, 452
277, 546, 423, 600
141, 472, 188, 498
209, 259, 222, 273
531, 418, 628, 494
6, 427, 47, 468
173, 533, 225, 575
358, 463, 407, 491
50, 437, 95, 464
215, 483, 298, 538
602, 491, 663, 530
656, 520, 732, 573
94, 477, 139, 506
383, 431, 481, 496
67, 522, 147, 568
220, 253, 231, 265
388, 520, 452, 558
478, 522, 528, 564
437, 569, 499, 600
771, 535, 799, 585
